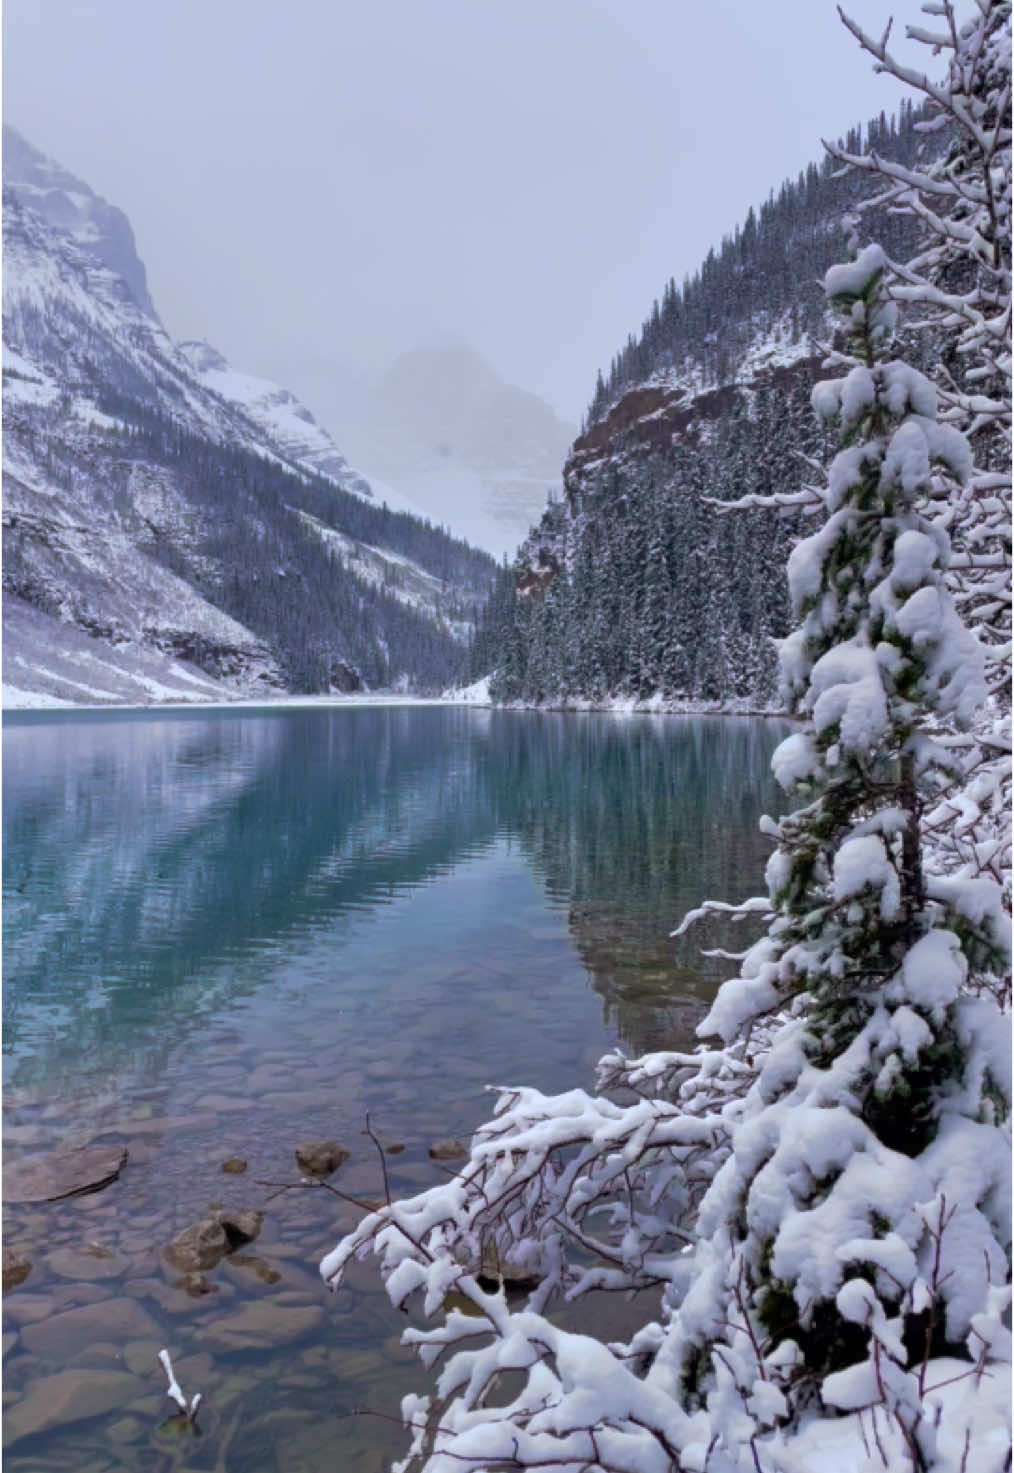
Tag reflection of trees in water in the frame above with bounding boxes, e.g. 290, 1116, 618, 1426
3, 709, 503, 1089
486, 714, 790, 1055
3, 709, 788, 1090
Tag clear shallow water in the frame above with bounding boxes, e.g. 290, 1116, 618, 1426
3, 705, 788, 1471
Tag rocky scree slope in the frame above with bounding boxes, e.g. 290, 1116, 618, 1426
2, 127, 496, 703
472, 104, 928, 709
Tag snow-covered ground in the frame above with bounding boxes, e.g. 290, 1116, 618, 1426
1, 597, 264, 709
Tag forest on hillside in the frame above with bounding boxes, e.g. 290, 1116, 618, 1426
328, 6, 1013, 1469
586, 100, 928, 422
8, 386, 498, 691
468, 98, 954, 711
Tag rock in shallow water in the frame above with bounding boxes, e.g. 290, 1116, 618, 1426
20, 1297, 162, 1360
217, 1207, 263, 1248
204, 1300, 324, 1349
225, 1253, 281, 1285
4, 1368, 144, 1446
164, 1218, 228, 1273
48, 1245, 124, 1282
3, 1246, 33, 1291
4, 1146, 128, 1203
172, 1272, 219, 1298
428, 1138, 466, 1162
294, 1140, 349, 1177
220, 1156, 248, 1174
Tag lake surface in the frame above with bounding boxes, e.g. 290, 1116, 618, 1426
3, 705, 788, 1471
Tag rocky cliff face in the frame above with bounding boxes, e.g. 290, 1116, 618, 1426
2, 131, 495, 704
490, 334, 819, 709
3, 124, 157, 317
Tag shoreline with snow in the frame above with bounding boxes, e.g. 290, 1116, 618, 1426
1, 689, 455, 716
3, 680, 790, 720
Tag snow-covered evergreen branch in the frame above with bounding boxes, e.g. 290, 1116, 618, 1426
320, 10, 1011, 1470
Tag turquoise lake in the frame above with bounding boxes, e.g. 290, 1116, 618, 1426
2, 704, 788, 1471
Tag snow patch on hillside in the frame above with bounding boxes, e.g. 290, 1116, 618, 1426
2, 597, 256, 708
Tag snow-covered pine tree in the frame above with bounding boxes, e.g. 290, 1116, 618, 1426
319, 8, 1011, 1468
657, 239, 1012, 1466
827, 1, 1012, 922
319, 242, 1010, 1470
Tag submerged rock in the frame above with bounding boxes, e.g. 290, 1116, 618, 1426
4, 1145, 128, 1203
172, 1272, 219, 1298
4, 1367, 143, 1446
220, 1156, 248, 1174
428, 1138, 467, 1162
217, 1207, 263, 1248
164, 1218, 229, 1273
204, 1300, 324, 1349
3, 1245, 33, 1291
21, 1297, 161, 1360
226, 1253, 281, 1285
294, 1140, 349, 1177
48, 1245, 123, 1281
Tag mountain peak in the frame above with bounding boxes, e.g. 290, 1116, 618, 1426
177, 340, 230, 375
3, 124, 158, 319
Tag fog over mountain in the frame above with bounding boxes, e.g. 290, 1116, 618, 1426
5, 0, 908, 442
327, 345, 577, 558
2, 128, 497, 704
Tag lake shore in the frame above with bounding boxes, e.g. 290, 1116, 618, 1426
3, 683, 788, 720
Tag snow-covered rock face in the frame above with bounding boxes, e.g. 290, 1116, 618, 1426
3, 125, 157, 318
176, 339, 373, 496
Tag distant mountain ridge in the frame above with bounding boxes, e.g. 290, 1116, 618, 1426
2, 128, 496, 705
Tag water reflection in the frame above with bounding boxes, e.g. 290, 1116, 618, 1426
491, 714, 788, 1051
2, 705, 789, 1472
4, 707, 787, 1086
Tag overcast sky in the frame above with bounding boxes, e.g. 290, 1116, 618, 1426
4, 1, 911, 427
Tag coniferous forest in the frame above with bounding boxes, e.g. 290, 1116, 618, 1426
470, 101, 943, 710
6, 382, 497, 692
334, 7, 1013, 1467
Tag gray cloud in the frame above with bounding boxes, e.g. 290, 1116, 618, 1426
4, 0, 910, 425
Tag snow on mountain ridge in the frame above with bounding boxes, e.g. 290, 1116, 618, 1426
4, 129, 378, 503
3, 124, 158, 318
176, 339, 374, 497
3, 129, 495, 703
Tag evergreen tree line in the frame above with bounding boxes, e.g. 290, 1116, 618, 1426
90, 387, 497, 592
8, 391, 498, 692
472, 372, 824, 705
586, 100, 928, 424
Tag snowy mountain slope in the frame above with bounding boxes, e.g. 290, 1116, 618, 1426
2, 596, 245, 707
176, 339, 377, 499
292, 509, 472, 640
3, 130, 496, 701
3, 123, 156, 316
